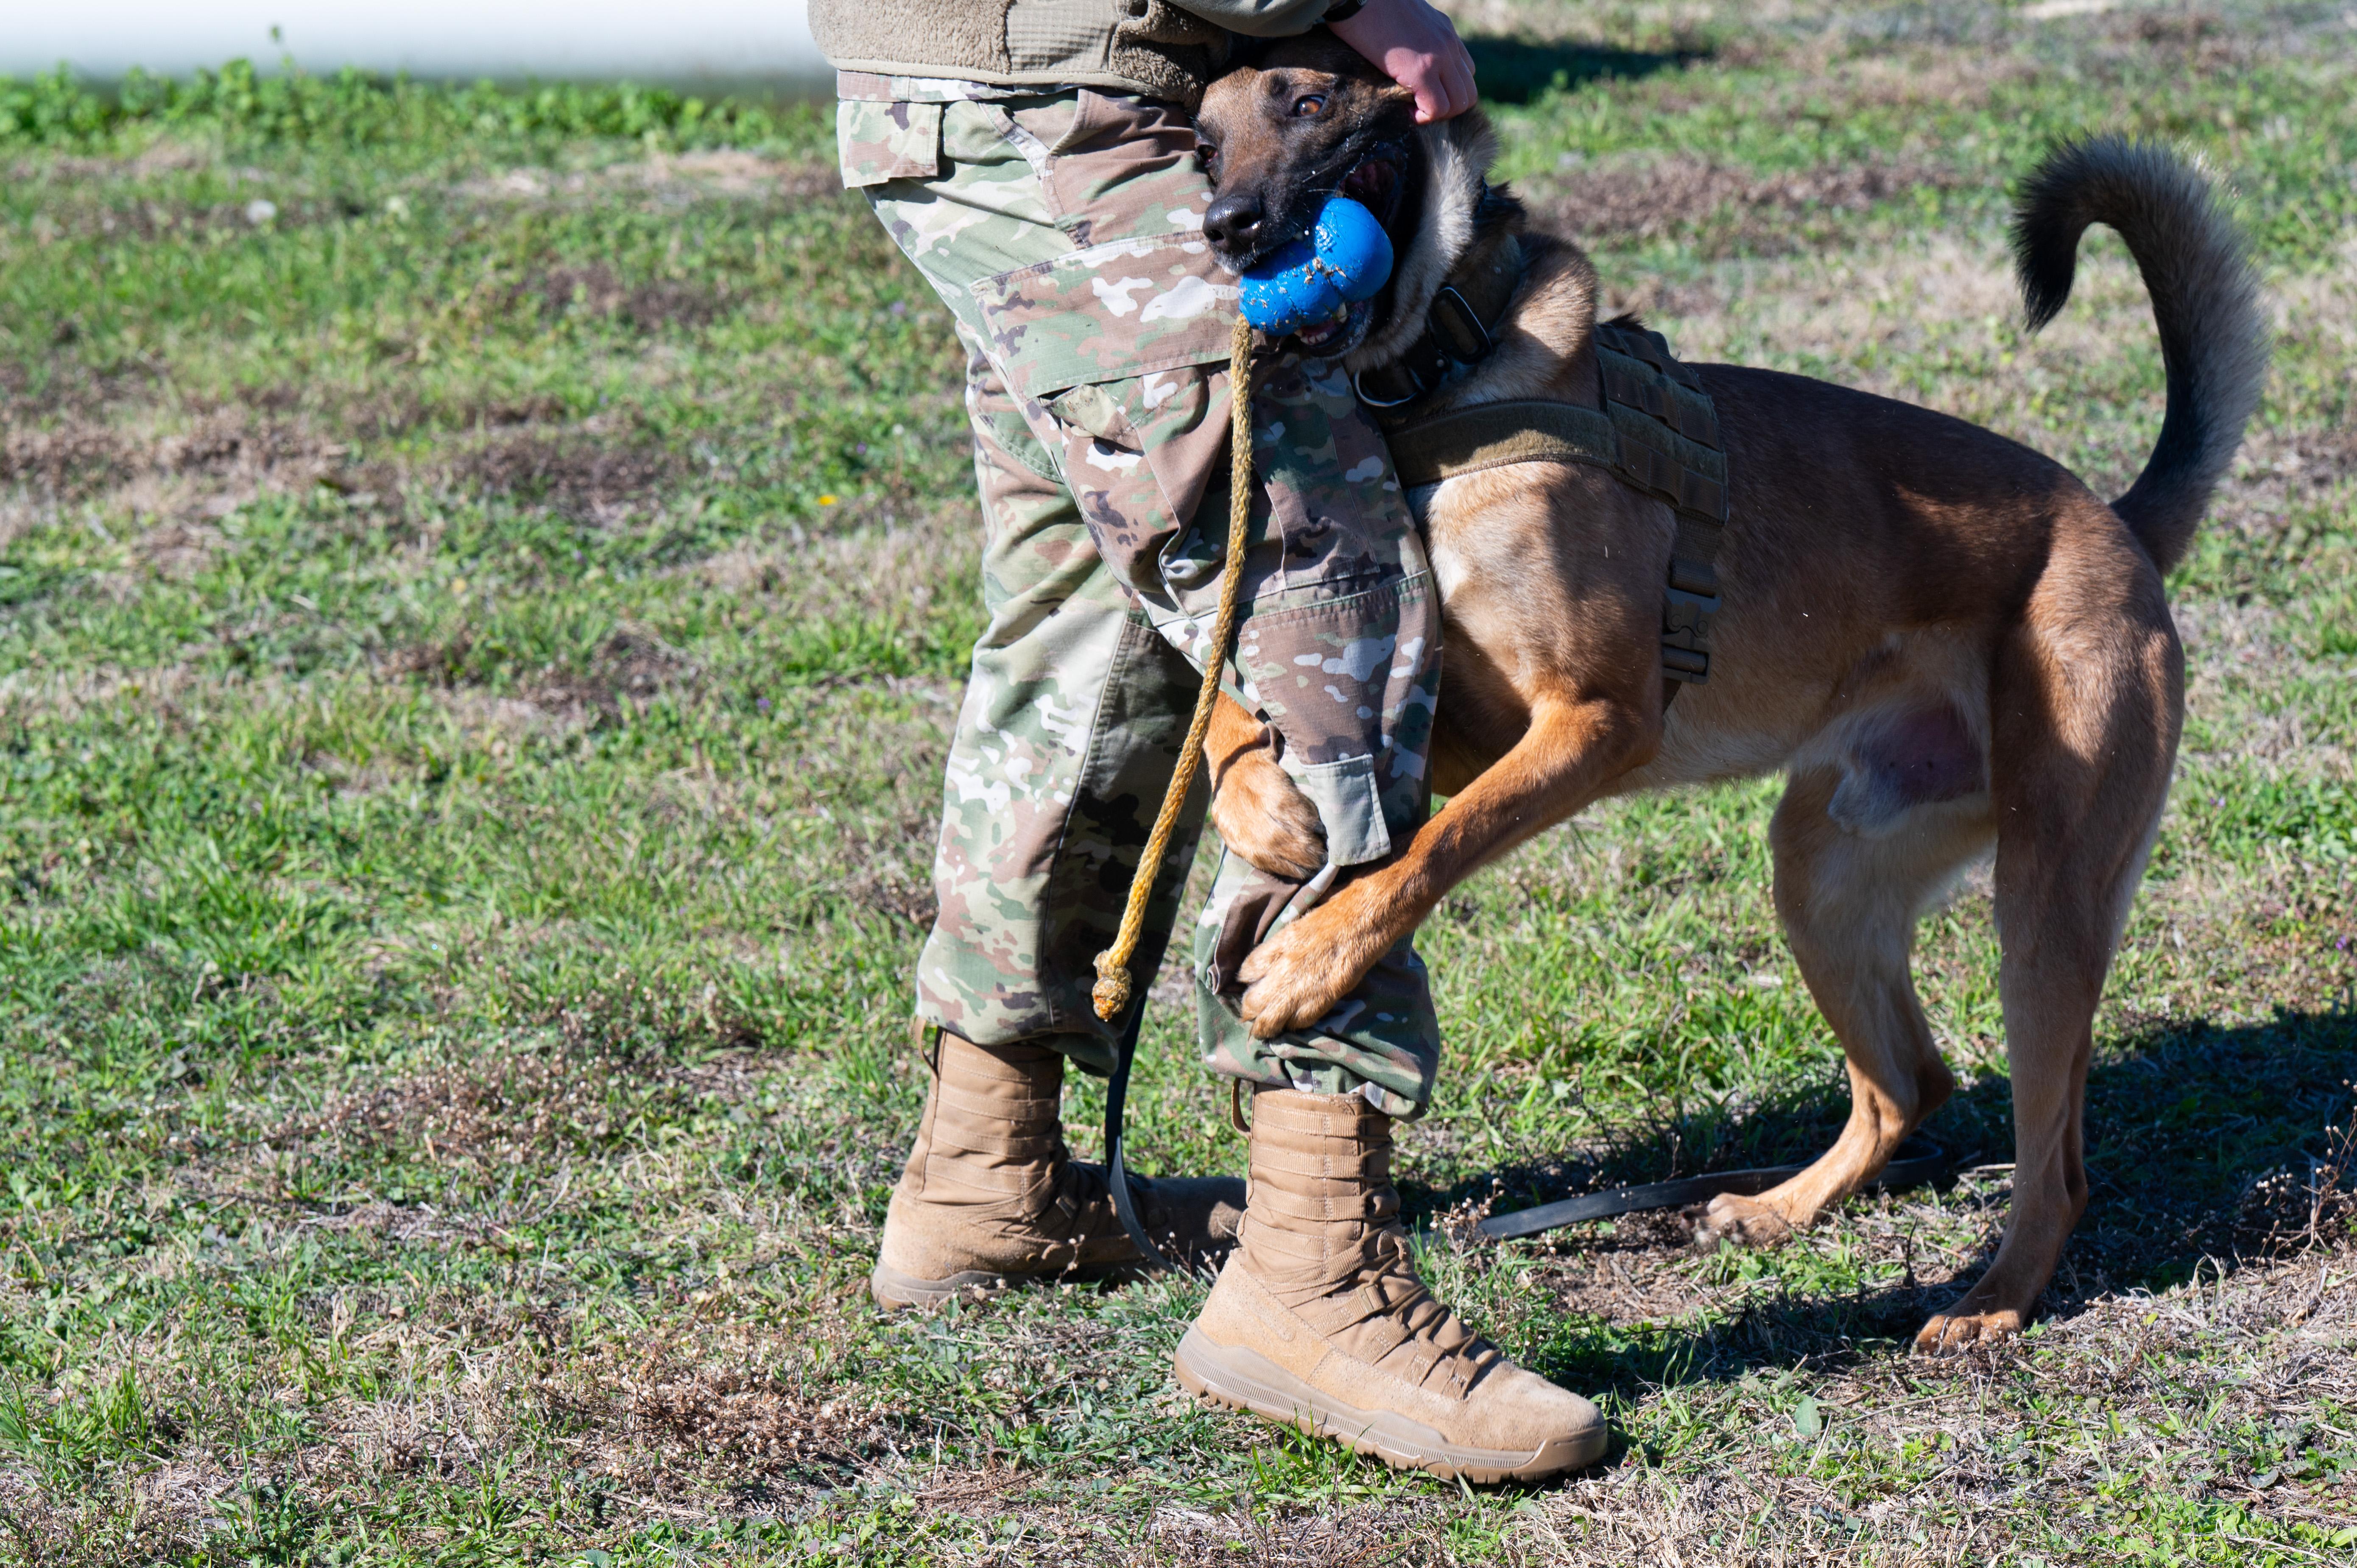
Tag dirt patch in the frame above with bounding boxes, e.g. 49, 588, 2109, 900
528, 262, 727, 332
0, 356, 134, 424
461, 392, 573, 429
378, 635, 476, 688
10, 138, 212, 184
460, 153, 839, 208
847, 864, 937, 929
383, 626, 698, 726
292, 1048, 636, 1165
1530, 155, 1963, 256
21, 192, 350, 246
320, 387, 574, 443
2111, 6, 2248, 67
624, 1360, 885, 1473
348, 1052, 616, 1153
154, 410, 346, 480
444, 424, 682, 520
531, 627, 700, 717
2, 408, 360, 517
0, 421, 130, 496
635, 149, 841, 199
128, 519, 226, 582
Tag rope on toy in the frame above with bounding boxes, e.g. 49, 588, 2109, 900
1092, 311, 1258, 1023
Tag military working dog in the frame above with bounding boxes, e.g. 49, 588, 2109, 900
1188, 33, 2267, 1352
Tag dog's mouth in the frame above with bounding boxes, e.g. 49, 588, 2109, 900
1339, 150, 1402, 213
1282, 149, 1405, 354
1292, 315, 1352, 350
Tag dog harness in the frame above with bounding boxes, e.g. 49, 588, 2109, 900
1363, 235, 1731, 698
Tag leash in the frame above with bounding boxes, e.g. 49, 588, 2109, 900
1101, 1000, 1172, 1272
1091, 312, 1259, 1275
1478, 1136, 1958, 1241
1091, 312, 1259, 1026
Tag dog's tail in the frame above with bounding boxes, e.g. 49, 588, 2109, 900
2012, 136, 2268, 575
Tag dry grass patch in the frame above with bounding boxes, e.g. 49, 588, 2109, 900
1531, 154, 1962, 254
456, 151, 840, 209
441, 422, 685, 523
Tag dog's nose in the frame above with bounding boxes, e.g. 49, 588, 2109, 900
1203, 192, 1265, 252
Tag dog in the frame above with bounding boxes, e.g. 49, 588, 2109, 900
1189, 33, 2267, 1353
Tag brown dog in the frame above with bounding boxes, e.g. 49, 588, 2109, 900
1190, 34, 2267, 1352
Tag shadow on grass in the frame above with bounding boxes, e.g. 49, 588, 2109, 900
1450, 1003, 2357, 1389
1465, 35, 1707, 107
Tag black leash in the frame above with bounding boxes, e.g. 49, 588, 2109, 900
1479, 1136, 1958, 1242
1103, 998, 1178, 1274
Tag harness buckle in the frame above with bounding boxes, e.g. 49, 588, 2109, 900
1663, 584, 1720, 644
1662, 645, 1711, 684
1662, 580, 1719, 686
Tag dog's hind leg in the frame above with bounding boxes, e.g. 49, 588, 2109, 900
1916, 523, 2181, 1353
1698, 770, 1994, 1247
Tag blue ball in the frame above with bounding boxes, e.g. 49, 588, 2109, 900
1238, 238, 1342, 335
1312, 197, 1394, 303
1234, 196, 1395, 336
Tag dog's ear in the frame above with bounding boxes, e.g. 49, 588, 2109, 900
1358, 75, 1419, 125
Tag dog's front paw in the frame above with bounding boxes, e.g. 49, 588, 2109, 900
1913, 1304, 2026, 1356
1694, 1193, 1796, 1248
1237, 904, 1367, 1040
1209, 747, 1326, 880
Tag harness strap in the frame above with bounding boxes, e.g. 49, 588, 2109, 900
1378, 318, 1731, 696
1386, 398, 1619, 487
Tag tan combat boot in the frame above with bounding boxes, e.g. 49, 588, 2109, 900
1174, 1088, 1608, 1482
871, 1030, 1247, 1310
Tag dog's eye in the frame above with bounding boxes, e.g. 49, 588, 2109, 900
1292, 95, 1327, 117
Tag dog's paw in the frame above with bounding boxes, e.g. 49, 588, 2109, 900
1209, 747, 1327, 880
1913, 1305, 2026, 1356
1693, 1193, 1796, 1248
1237, 904, 1368, 1039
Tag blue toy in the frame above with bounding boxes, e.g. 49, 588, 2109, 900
1236, 195, 1394, 337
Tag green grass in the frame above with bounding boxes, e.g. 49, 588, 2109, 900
2, 1, 2353, 1562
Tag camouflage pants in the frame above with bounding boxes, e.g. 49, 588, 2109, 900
837, 76, 1442, 1113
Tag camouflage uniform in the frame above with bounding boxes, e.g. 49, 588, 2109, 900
838, 75, 1442, 1114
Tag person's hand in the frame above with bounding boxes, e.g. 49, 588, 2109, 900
1328, 0, 1477, 123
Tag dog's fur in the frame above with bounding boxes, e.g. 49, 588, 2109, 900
1193, 36, 2268, 1353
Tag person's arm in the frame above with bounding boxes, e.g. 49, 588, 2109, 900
1176, 0, 1477, 123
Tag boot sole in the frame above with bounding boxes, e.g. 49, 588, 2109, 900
1173, 1327, 1608, 1484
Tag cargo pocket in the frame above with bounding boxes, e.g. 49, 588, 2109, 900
1285, 752, 1392, 869
836, 100, 944, 188
971, 235, 1239, 593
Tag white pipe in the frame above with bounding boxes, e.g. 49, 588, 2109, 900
4, 0, 828, 86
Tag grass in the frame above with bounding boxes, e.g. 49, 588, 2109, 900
1, 0, 2352, 1562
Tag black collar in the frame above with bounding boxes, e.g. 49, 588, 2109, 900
1352, 232, 1524, 417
